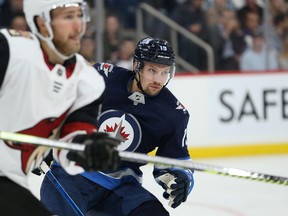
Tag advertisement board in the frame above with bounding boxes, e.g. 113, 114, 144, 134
168, 72, 288, 157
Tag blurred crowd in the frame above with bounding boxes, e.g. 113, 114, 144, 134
1, 0, 288, 73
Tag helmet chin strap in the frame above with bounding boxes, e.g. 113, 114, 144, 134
134, 70, 166, 97
36, 21, 76, 61
134, 70, 145, 94
46, 39, 74, 61
45, 22, 87, 61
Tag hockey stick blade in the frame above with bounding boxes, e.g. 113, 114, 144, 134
1, 131, 288, 186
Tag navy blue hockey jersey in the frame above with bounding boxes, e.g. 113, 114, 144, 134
80, 63, 191, 189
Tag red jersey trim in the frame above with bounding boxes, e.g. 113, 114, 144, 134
61, 122, 97, 137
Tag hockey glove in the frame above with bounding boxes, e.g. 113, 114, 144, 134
67, 132, 121, 172
155, 169, 194, 208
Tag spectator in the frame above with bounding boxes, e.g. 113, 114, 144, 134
79, 35, 96, 63
114, 37, 136, 70
278, 35, 288, 69
85, 0, 97, 28
242, 11, 262, 46
263, 0, 288, 53
105, 0, 141, 30
0, 0, 24, 28
144, 0, 177, 16
203, 0, 236, 14
237, 0, 263, 29
9, 12, 28, 31
240, 30, 278, 71
269, 13, 288, 52
143, 0, 178, 39
103, 13, 122, 62
0, 0, 5, 26
269, 0, 288, 18
172, 0, 208, 70
78, 18, 97, 63
207, 9, 246, 70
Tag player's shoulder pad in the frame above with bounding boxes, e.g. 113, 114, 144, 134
175, 100, 188, 115
93, 62, 114, 77
7, 29, 33, 40
163, 88, 188, 115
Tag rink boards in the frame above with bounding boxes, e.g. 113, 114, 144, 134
168, 71, 288, 158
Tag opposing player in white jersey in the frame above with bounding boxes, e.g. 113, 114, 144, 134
0, 0, 120, 215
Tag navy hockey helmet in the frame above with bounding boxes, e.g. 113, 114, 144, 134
133, 37, 176, 87
134, 37, 175, 68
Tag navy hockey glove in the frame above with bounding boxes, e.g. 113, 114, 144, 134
155, 169, 194, 208
67, 132, 121, 172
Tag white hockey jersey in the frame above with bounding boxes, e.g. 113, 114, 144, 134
0, 29, 105, 189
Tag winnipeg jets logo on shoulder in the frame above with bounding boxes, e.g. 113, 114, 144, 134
176, 101, 187, 113
100, 63, 114, 77
98, 110, 142, 152
128, 92, 145, 105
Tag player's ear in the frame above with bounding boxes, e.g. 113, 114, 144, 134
133, 61, 137, 71
133, 60, 142, 73
35, 16, 49, 37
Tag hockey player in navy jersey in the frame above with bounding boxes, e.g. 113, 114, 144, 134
40, 37, 194, 216
0, 0, 120, 215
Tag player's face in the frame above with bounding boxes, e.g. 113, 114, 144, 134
50, 5, 85, 56
139, 62, 171, 96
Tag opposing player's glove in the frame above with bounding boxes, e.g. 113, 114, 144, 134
155, 169, 194, 208
67, 132, 121, 172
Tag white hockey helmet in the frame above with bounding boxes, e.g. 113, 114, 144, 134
23, 0, 90, 60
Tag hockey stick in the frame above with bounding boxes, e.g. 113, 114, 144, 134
1, 131, 288, 186
39, 162, 84, 216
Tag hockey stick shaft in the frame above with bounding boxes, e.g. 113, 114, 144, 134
1, 131, 288, 186
39, 162, 84, 216
0, 131, 85, 151
121, 151, 288, 186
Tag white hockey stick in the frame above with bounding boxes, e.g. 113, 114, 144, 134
1, 131, 288, 186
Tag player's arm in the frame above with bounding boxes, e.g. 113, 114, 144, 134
52, 93, 120, 174
0, 32, 9, 89
153, 113, 194, 208
61, 93, 105, 137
